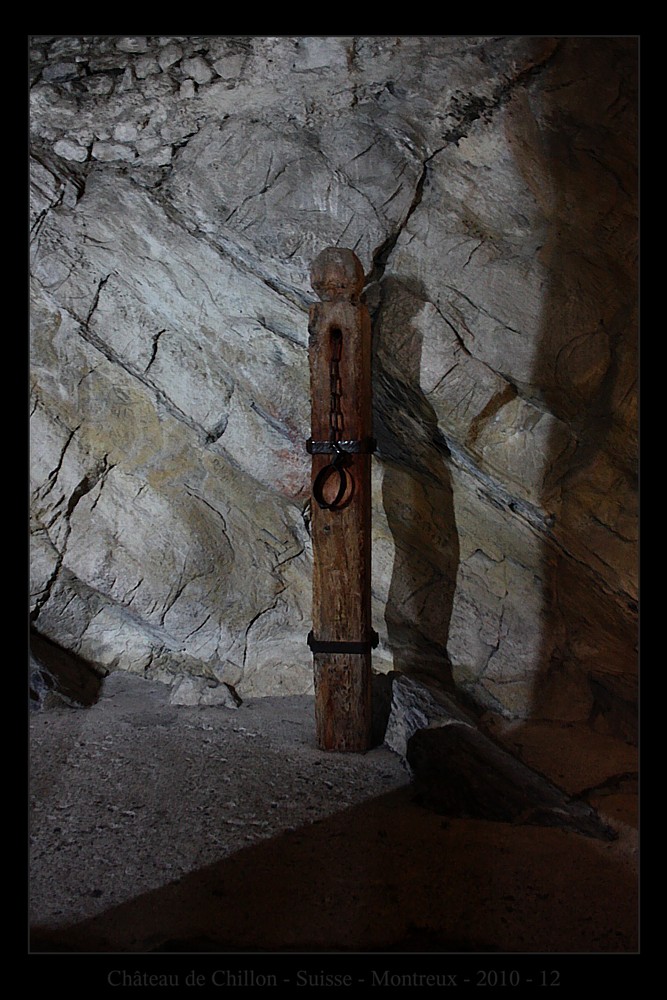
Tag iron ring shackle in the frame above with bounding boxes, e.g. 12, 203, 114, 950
312, 442, 353, 511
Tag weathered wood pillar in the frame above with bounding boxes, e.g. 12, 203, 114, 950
306, 248, 376, 752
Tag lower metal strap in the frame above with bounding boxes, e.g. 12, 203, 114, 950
307, 630, 379, 654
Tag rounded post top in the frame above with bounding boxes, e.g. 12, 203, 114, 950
311, 248, 365, 302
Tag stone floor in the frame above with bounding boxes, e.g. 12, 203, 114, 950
30, 672, 638, 958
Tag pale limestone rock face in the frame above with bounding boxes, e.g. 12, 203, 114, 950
53, 139, 88, 162
30, 36, 637, 721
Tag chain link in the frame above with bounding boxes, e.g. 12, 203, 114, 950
329, 330, 344, 443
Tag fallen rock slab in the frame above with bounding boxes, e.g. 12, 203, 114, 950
407, 723, 616, 840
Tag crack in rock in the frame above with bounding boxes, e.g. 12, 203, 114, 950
58, 284, 229, 452
184, 487, 229, 536
242, 599, 280, 671
31, 454, 115, 624
144, 329, 166, 374
365, 40, 563, 291
40, 423, 81, 499
440, 39, 563, 145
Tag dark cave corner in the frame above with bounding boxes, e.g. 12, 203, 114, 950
509, 37, 638, 747
30, 629, 106, 710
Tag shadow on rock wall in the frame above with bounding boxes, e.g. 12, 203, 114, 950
372, 38, 637, 748
372, 276, 459, 692
508, 38, 638, 737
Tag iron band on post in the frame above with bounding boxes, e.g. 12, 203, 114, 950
307, 630, 379, 655
306, 437, 377, 455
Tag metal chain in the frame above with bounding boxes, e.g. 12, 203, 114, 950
328, 331, 344, 443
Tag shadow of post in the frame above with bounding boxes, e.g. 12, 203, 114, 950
371, 276, 459, 692
369, 40, 637, 820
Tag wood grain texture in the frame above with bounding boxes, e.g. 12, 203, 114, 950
308, 249, 373, 751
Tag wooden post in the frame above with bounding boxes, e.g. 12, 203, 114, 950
307, 248, 375, 752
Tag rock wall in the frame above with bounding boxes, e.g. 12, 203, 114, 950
29, 36, 638, 723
